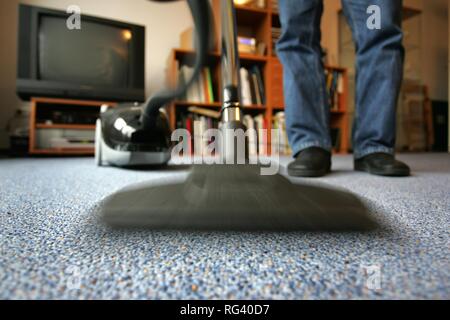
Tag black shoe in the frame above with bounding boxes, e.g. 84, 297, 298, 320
354, 153, 410, 177
287, 147, 331, 177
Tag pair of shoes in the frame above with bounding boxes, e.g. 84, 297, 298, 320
287, 147, 331, 177
288, 148, 410, 177
354, 152, 410, 177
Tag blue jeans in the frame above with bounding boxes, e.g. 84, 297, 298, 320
276, 0, 404, 159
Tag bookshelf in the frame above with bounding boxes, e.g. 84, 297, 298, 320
166, 0, 350, 155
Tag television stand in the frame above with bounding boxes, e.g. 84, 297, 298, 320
29, 97, 117, 155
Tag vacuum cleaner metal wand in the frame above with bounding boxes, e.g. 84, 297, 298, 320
221, 0, 241, 117
220, 0, 247, 164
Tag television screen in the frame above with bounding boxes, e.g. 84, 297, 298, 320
39, 15, 131, 88
17, 4, 145, 102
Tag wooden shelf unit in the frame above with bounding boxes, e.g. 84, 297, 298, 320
166, 0, 350, 154
29, 97, 116, 155
35, 124, 96, 130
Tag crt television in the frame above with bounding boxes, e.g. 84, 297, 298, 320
17, 4, 146, 102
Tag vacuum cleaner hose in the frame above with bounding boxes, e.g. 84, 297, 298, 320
141, 0, 212, 128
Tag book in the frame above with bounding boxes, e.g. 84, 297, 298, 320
178, 65, 218, 104
197, 71, 206, 103
201, 69, 209, 103
272, 116, 280, 154
185, 115, 193, 155
271, 0, 278, 12
325, 69, 342, 111
243, 115, 258, 156
175, 114, 196, 156
205, 68, 215, 102
187, 107, 221, 119
254, 114, 266, 155
251, 73, 262, 105
240, 67, 253, 106
271, 27, 282, 56
272, 112, 291, 155
193, 119, 203, 156
337, 73, 344, 94
251, 65, 266, 104
238, 36, 257, 54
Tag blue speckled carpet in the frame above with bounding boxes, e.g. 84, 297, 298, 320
0, 154, 449, 299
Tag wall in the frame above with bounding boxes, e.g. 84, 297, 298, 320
0, 0, 192, 149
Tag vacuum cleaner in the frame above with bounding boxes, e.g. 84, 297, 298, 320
95, 102, 172, 167
96, 0, 377, 231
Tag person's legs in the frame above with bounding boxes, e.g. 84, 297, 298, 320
341, 0, 404, 159
276, 0, 331, 157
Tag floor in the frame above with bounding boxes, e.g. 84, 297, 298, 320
0, 154, 449, 299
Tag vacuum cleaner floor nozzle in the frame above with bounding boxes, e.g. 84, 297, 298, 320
100, 165, 377, 231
